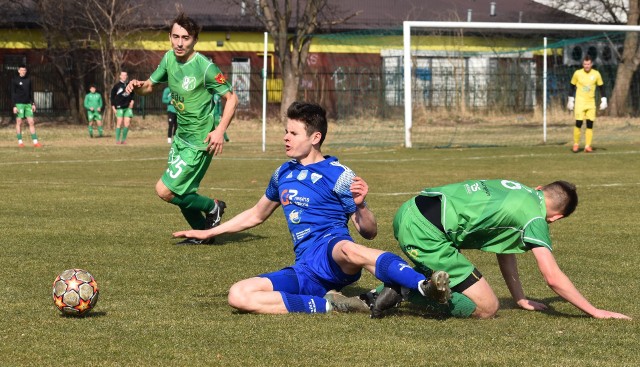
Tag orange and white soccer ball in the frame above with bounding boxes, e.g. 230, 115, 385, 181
52, 269, 99, 316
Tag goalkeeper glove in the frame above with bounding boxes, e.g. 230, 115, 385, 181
567, 97, 575, 111
599, 97, 608, 110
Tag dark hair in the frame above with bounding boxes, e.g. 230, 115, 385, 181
172, 13, 201, 39
542, 180, 578, 217
18, 65, 27, 69
286, 101, 328, 146
583, 55, 593, 63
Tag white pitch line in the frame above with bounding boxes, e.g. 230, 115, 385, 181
1, 149, 637, 166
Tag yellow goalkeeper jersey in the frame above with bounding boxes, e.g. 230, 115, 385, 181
571, 68, 603, 103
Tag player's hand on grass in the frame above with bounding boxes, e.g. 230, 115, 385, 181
516, 299, 548, 311
591, 309, 631, 320
350, 176, 369, 206
173, 229, 210, 240
205, 129, 225, 155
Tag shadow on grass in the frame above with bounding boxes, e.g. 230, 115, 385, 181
171, 232, 268, 247
58, 311, 107, 319
499, 296, 588, 318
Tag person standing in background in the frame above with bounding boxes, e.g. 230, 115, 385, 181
11, 65, 41, 148
111, 71, 134, 145
162, 86, 178, 144
84, 84, 104, 138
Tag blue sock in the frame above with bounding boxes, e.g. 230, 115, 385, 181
375, 252, 426, 290
281, 292, 328, 313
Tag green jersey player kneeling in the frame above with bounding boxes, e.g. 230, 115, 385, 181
367, 179, 631, 320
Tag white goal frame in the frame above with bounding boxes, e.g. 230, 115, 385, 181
403, 21, 640, 148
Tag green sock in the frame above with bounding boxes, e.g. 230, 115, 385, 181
115, 128, 121, 142
88, 125, 93, 137
98, 126, 103, 136
17, 133, 22, 140
406, 290, 476, 318
180, 208, 206, 230
31, 133, 37, 140
170, 193, 215, 212
374, 283, 476, 318
122, 127, 129, 141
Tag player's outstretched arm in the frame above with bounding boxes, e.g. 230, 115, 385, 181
532, 247, 631, 320
127, 79, 153, 95
497, 253, 547, 311
349, 176, 377, 240
173, 195, 280, 240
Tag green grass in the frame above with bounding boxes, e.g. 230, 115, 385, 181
1, 122, 638, 366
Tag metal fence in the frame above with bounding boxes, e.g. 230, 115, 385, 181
3, 61, 640, 123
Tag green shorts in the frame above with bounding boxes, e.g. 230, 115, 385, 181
161, 137, 213, 195
393, 198, 474, 289
115, 108, 133, 118
15, 103, 34, 118
87, 110, 102, 122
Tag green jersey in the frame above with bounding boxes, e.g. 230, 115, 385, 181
421, 179, 551, 253
150, 51, 232, 150
84, 92, 103, 110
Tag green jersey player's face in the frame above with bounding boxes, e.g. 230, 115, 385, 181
170, 23, 197, 62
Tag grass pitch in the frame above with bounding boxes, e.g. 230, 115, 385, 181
1, 120, 638, 366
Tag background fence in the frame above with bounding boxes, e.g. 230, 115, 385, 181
1, 56, 640, 148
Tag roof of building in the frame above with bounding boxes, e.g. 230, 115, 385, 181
3, 0, 591, 33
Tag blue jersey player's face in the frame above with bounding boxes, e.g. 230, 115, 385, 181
284, 119, 321, 163
170, 23, 197, 62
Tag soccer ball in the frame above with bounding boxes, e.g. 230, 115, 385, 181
52, 269, 99, 316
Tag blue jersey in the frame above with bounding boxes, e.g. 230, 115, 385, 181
265, 156, 360, 263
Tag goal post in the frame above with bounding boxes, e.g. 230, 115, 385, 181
403, 21, 640, 148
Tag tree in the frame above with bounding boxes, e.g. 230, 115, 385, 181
538, 0, 637, 116
29, 0, 155, 124
235, 0, 359, 119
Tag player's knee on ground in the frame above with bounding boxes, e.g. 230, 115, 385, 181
472, 296, 499, 319
227, 282, 253, 311
460, 276, 499, 319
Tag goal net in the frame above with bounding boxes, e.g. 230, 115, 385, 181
399, 21, 640, 149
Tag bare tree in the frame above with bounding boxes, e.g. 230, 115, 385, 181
31, 0, 156, 124
540, 0, 637, 116
235, 0, 359, 119
77, 0, 155, 126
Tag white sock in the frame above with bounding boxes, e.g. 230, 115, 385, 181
417, 280, 427, 296
167, 137, 172, 144
33, 139, 38, 144
18, 139, 23, 144
325, 300, 333, 313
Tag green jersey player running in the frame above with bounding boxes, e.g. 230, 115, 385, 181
127, 13, 238, 244
368, 179, 631, 320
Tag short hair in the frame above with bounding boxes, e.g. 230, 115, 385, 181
542, 180, 578, 217
583, 55, 593, 63
18, 65, 27, 70
172, 13, 201, 39
286, 101, 328, 147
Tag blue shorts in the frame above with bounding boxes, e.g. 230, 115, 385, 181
260, 236, 361, 296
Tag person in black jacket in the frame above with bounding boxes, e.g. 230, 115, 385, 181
110, 71, 134, 144
11, 65, 41, 148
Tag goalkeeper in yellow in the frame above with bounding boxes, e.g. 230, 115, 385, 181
567, 55, 606, 153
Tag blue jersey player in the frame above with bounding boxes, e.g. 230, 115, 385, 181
174, 101, 451, 314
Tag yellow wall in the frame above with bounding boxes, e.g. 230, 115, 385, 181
0, 29, 549, 55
